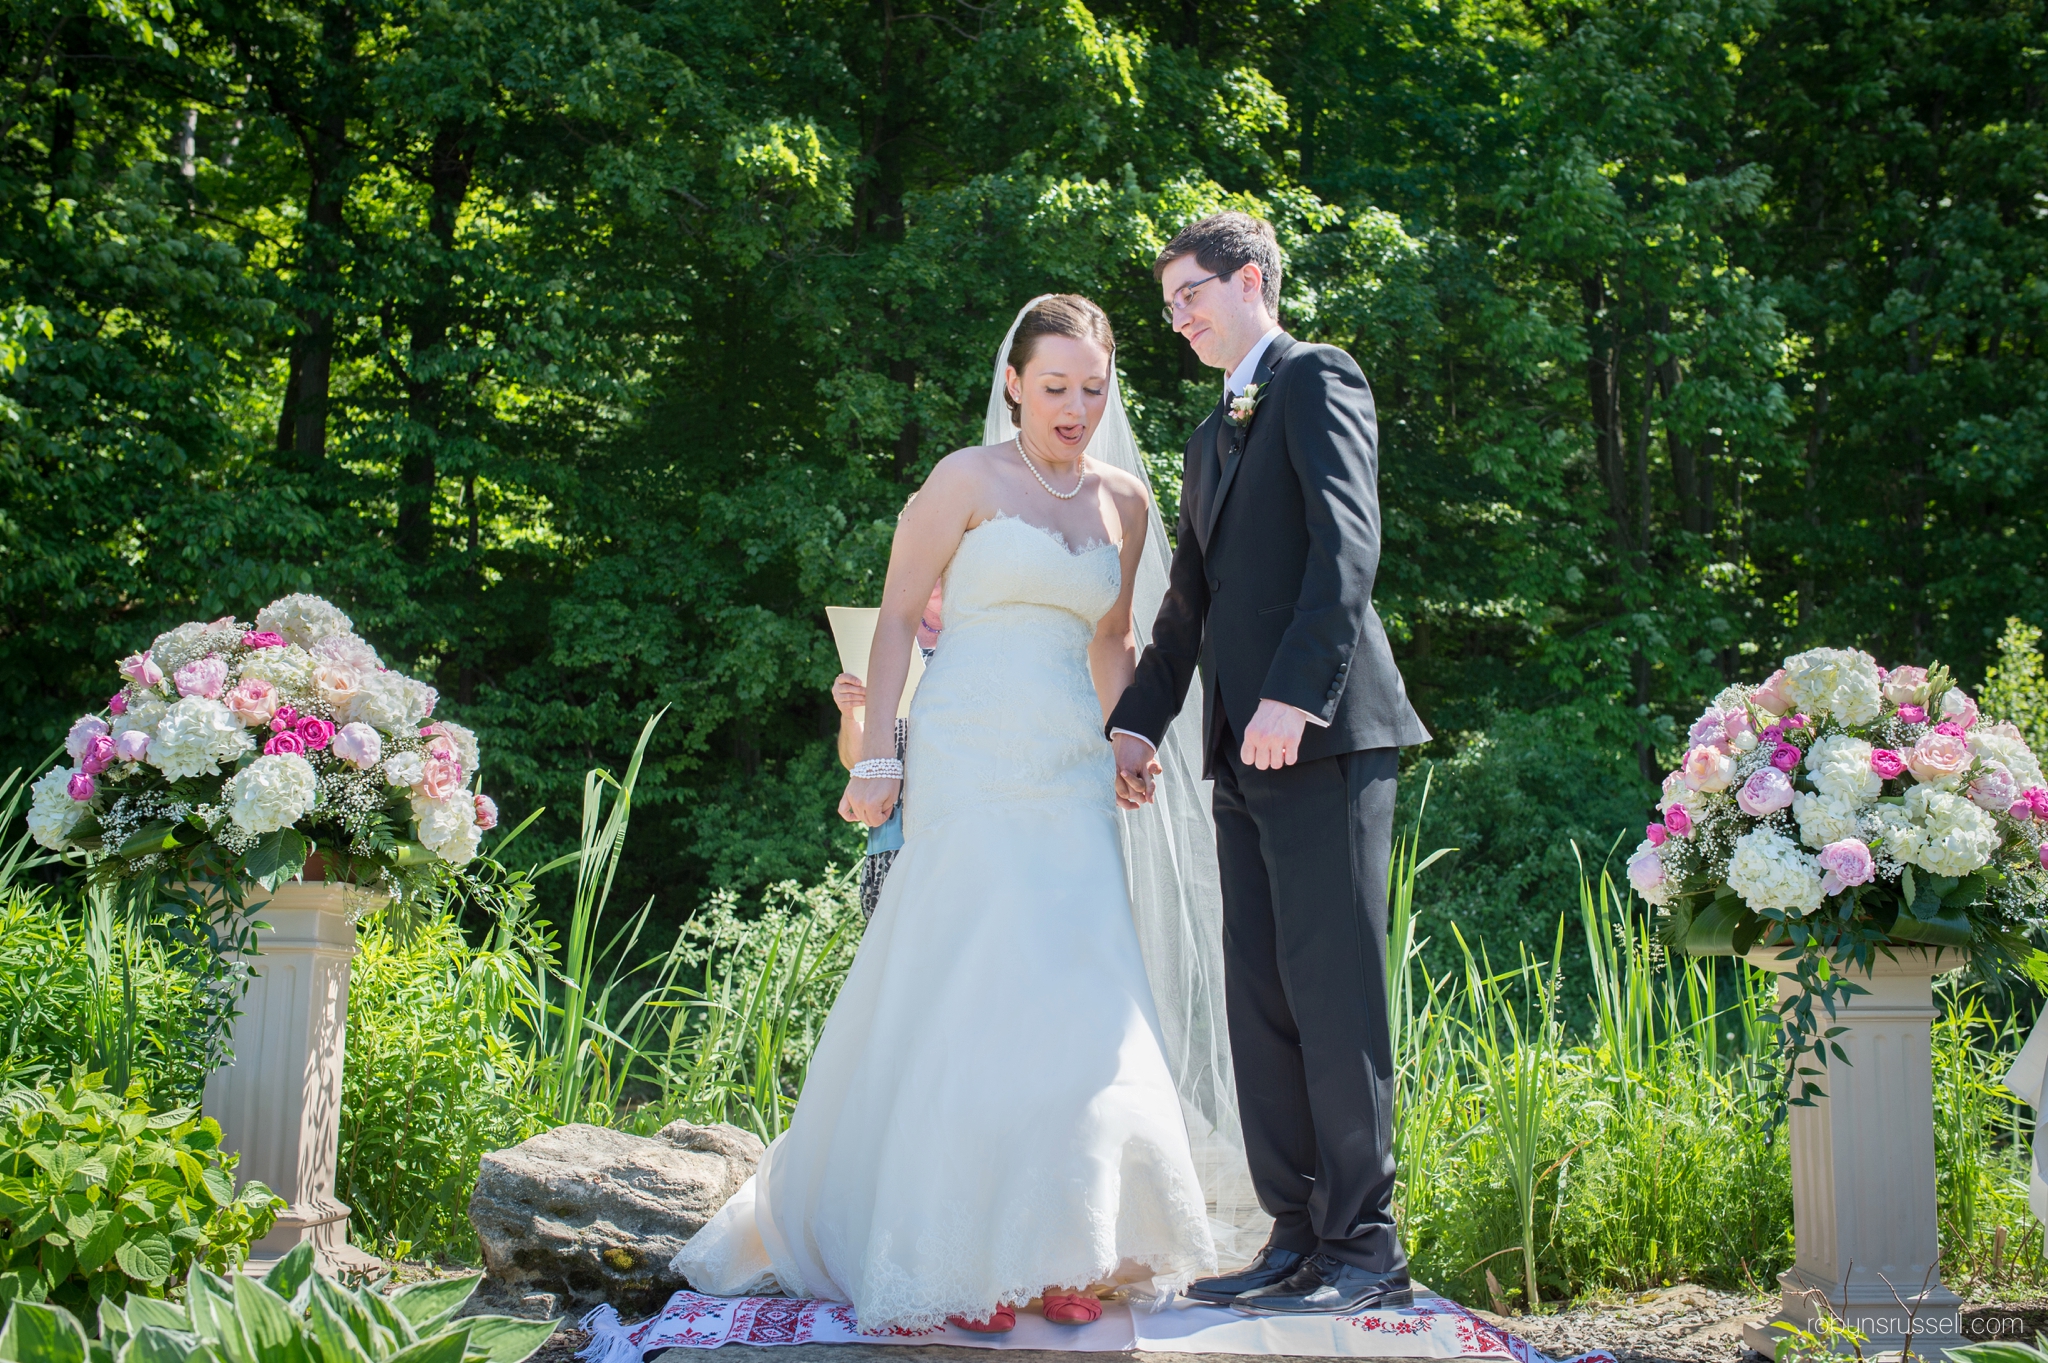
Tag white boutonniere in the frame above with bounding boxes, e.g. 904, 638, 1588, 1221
1225, 381, 1265, 428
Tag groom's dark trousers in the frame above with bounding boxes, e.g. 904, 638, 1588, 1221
1213, 726, 1402, 1270
1108, 332, 1429, 1276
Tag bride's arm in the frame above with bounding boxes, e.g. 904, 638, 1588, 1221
842, 456, 977, 827
1088, 475, 1152, 722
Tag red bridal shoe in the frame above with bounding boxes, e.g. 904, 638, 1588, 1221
947, 1307, 1017, 1333
1041, 1293, 1103, 1325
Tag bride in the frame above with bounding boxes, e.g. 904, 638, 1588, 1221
674, 294, 1252, 1333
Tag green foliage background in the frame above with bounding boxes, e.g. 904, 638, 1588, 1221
5, 0, 2047, 948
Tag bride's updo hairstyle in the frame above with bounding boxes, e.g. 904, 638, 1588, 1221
1004, 295, 1116, 426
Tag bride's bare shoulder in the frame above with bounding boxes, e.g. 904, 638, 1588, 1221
919, 444, 1011, 496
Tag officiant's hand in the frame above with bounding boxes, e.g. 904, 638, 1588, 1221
1241, 699, 1307, 770
1113, 733, 1161, 809
840, 775, 900, 827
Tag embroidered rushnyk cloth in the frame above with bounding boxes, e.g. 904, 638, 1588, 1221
578, 1290, 1617, 1363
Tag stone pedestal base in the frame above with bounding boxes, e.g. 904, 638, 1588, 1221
203, 881, 383, 1277
1739, 945, 1968, 1361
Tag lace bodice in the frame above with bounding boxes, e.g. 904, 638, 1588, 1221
902, 515, 1122, 839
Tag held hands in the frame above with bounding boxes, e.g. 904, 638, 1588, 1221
839, 774, 900, 828
1113, 733, 1162, 809
1241, 698, 1308, 770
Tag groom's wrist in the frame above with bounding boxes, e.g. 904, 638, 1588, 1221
1109, 727, 1158, 754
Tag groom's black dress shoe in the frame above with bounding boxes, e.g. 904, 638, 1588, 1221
1232, 1255, 1414, 1315
1184, 1246, 1308, 1304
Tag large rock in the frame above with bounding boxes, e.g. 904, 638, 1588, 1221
470, 1120, 764, 1311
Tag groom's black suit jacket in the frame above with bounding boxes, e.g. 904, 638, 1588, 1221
1108, 332, 1430, 775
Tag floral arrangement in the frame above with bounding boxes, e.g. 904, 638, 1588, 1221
1624, 648, 2048, 1100
26, 594, 499, 896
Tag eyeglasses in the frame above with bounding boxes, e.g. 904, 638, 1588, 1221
1160, 269, 1232, 324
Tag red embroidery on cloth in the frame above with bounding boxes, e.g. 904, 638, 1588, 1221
730, 1297, 817, 1344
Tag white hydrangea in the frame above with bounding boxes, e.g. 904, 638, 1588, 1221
1781, 648, 1884, 725
148, 696, 255, 781
343, 670, 427, 734
1793, 792, 1863, 850
26, 765, 85, 850
238, 643, 317, 693
149, 618, 243, 677
1710, 683, 1752, 713
412, 792, 480, 865
383, 750, 426, 788
311, 632, 381, 673
1970, 725, 2046, 793
1726, 827, 1827, 915
223, 753, 319, 834
110, 689, 168, 739
1878, 785, 2000, 878
1805, 734, 1881, 803
256, 594, 353, 649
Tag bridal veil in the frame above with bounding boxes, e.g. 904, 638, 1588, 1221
981, 297, 1269, 1261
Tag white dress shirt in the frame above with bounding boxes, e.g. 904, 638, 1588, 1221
1113, 325, 1325, 755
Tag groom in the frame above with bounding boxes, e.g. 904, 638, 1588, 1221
1108, 212, 1430, 1314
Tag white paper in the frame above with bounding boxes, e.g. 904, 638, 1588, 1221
826, 606, 925, 721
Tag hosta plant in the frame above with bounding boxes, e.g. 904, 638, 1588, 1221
0, 1073, 281, 1311
0, 1243, 557, 1363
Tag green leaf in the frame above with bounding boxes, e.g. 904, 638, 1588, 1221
260, 1245, 315, 1303
229, 1276, 312, 1363
388, 1278, 479, 1335
239, 832, 310, 893
74, 1213, 121, 1275
0, 1301, 90, 1363
96, 1300, 129, 1345
383, 1330, 468, 1363
357, 1292, 417, 1349
118, 1303, 187, 1334
113, 1232, 174, 1285
197, 1169, 234, 1210
1949, 1347, 2047, 1363
452, 1319, 556, 1363
304, 1300, 371, 1363
117, 1327, 203, 1363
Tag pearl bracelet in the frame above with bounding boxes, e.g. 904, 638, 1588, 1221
851, 758, 904, 781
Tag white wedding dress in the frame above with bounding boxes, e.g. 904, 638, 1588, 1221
673, 512, 1219, 1331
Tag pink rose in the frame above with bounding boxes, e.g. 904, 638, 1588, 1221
1682, 744, 1737, 792
1770, 742, 1803, 772
418, 753, 464, 800
1968, 763, 2018, 813
1753, 669, 1794, 715
2039, 843, 2048, 872
1818, 839, 1876, 897
295, 716, 336, 750
2029, 788, 2048, 820
66, 715, 110, 761
174, 655, 228, 699
78, 733, 116, 776
1906, 732, 1972, 784
425, 734, 464, 776
225, 677, 280, 727
1785, 713, 1810, 731
242, 630, 286, 649
1723, 711, 1755, 747
1870, 748, 1907, 780
1932, 720, 1965, 739
1646, 822, 1669, 846
474, 794, 499, 831
108, 693, 127, 716
331, 722, 382, 771
1737, 767, 1797, 817
1664, 803, 1695, 838
1760, 724, 1785, 745
1626, 847, 1666, 898
1883, 665, 1929, 704
1941, 689, 1979, 730
67, 771, 95, 802
114, 730, 150, 763
1897, 704, 1928, 725
270, 704, 300, 733
118, 652, 162, 688
263, 730, 307, 756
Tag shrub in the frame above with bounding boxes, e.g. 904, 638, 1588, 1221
0, 1242, 556, 1363
0, 1072, 281, 1311
337, 914, 549, 1262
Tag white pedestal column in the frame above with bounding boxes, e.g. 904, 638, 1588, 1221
202, 881, 382, 1275
1742, 945, 1968, 1361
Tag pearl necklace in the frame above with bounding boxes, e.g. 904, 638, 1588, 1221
1015, 434, 1087, 500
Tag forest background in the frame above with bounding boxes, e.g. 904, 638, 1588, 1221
4, 0, 2045, 971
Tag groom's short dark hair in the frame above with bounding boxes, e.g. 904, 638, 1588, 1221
1155, 212, 1282, 314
